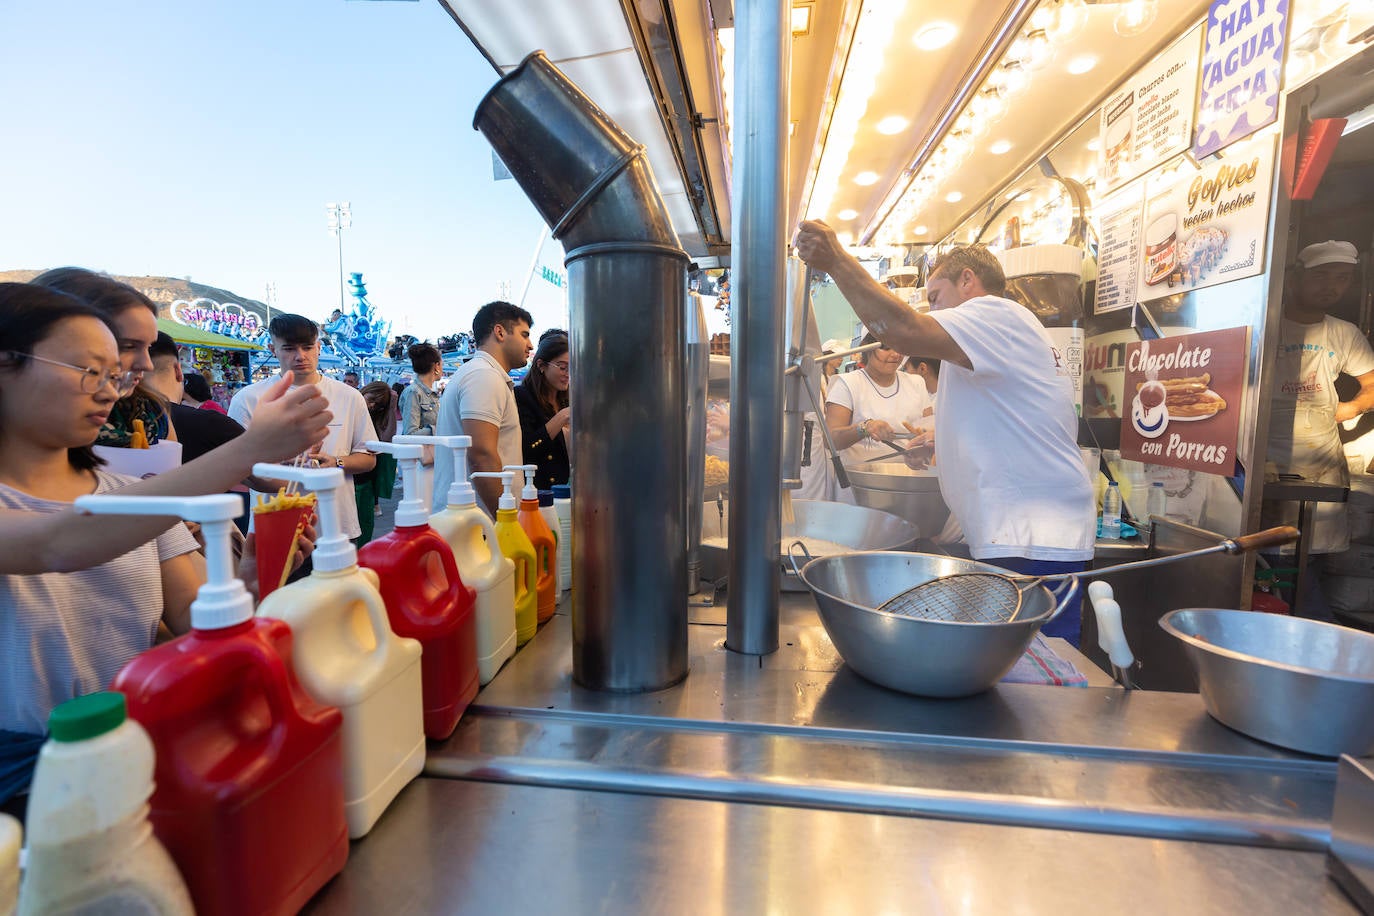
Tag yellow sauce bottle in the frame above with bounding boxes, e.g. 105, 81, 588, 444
471, 471, 539, 646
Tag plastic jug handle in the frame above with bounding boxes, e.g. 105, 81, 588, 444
389, 536, 466, 618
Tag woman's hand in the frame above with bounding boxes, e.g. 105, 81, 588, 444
864, 418, 896, 442
901, 422, 934, 469
241, 375, 334, 462
547, 406, 571, 439
238, 516, 316, 601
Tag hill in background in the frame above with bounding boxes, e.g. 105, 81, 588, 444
0, 269, 271, 321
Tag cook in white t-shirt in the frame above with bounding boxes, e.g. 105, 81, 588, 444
796, 223, 1093, 641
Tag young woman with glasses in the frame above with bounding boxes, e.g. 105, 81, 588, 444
0, 282, 332, 815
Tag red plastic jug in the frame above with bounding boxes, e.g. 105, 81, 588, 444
360, 441, 479, 739
114, 619, 347, 916
79, 492, 348, 916
507, 464, 558, 623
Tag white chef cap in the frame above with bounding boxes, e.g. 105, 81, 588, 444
1297, 240, 1358, 269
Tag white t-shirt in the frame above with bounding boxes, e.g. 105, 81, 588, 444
229, 374, 374, 539
0, 471, 201, 734
826, 370, 933, 465
433, 349, 522, 514
929, 295, 1094, 561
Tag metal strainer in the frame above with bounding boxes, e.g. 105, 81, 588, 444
872, 525, 1299, 625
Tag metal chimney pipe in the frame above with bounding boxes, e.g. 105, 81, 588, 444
726, 0, 789, 657
685, 292, 710, 596
474, 51, 689, 692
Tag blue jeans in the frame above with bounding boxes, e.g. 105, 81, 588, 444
981, 556, 1086, 646
1, 729, 43, 809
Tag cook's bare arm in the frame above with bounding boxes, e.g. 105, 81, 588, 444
795, 220, 971, 369
1336, 370, 1374, 424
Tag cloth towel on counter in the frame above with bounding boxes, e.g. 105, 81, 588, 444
1001, 635, 1089, 687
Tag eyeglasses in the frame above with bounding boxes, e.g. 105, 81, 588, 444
549, 361, 570, 373
8, 351, 140, 396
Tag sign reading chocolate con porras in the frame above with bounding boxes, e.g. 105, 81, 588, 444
1119, 327, 1248, 475
1137, 133, 1276, 304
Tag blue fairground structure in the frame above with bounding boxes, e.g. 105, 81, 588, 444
322, 273, 392, 364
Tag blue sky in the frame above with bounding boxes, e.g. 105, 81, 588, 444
0, 0, 570, 340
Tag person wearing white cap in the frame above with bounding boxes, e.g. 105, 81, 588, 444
1265, 239, 1374, 555
796, 221, 1094, 644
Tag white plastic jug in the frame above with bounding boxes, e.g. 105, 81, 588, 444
19, 692, 193, 916
401, 434, 518, 684
252, 464, 425, 839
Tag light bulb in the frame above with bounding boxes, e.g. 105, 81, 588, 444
1114, 0, 1158, 37
1024, 30, 1054, 71
993, 63, 1029, 97
1052, 0, 1089, 42
972, 88, 1009, 123
1029, 5, 1059, 33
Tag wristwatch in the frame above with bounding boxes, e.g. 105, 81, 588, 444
858, 420, 870, 441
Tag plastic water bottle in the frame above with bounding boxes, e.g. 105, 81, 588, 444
1145, 481, 1167, 533
1101, 481, 1122, 540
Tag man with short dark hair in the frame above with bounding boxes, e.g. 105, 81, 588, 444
797, 220, 1093, 642
342, 370, 360, 389
434, 302, 534, 515
230, 314, 376, 539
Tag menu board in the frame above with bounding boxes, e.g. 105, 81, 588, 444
1093, 182, 1145, 314
1136, 133, 1276, 303
1194, 0, 1289, 159
1100, 26, 1204, 193
1119, 327, 1248, 474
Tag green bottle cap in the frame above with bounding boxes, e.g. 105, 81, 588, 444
48, 691, 127, 742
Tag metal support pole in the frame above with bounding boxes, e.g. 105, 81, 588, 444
727, 0, 788, 656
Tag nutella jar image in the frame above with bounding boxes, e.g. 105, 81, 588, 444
1143, 213, 1178, 286
1103, 110, 1134, 184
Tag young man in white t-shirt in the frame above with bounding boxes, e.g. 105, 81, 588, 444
797, 221, 1094, 642
230, 314, 376, 540
433, 301, 534, 516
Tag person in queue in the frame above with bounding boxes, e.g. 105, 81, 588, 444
825, 332, 933, 475
401, 342, 444, 507
342, 370, 360, 390
515, 330, 571, 490
796, 221, 1094, 643
905, 357, 940, 417
1264, 240, 1374, 567
0, 284, 330, 811
433, 301, 533, 516
354, 380, 399, 543
182, 371, 228, 414
30, 267, 174, 447
230, 314, 376, 542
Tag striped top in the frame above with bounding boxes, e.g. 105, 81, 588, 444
0, 471, 201, 734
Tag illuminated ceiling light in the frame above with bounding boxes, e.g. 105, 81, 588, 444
804, 0, 905, 220
1114, 0, 1158, 37
989, 139, 1013, 155
837, 230, 855, 246
837, 208, 859, 220
791, 4, 812, 35
1052, 0, 1090, 42
991, 62, 1029, 97
1023, 30, 1054, 71
876, 115, 909, 135
854, 171, 880, 186
1067, 55, 1097, 75
1087, 136, 1102, 151
971, 88, 1009, 123
945, 191, 963, 203
913, 224, 928, 235
1028, 4, 1058, 33
914, 22, 957, 51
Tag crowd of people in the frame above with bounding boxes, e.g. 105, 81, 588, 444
0, 264, 571, 815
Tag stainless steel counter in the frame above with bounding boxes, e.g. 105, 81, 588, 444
308, 599, 1360, 913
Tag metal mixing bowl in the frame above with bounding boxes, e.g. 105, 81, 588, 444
795, 551, 1066, 698
1160, 609, 1374, 757
845, 463, 950, 541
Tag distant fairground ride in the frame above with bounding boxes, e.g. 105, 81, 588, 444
171, 299, 270, 346
322, 273, 392, 365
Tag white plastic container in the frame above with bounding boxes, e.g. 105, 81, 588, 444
552, 484, 572, 593
252, 464, 425, 839
398, 435, 518, 684
19, 692, 193, 916
1, 814, 20, 916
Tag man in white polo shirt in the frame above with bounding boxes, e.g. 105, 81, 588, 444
797, 220, 1094, 643
230, 313, 376, 540
433, 301, 534, 516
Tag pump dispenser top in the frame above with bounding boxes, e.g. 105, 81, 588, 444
366, 440, 427, 527
505, 465, 539, 502
75, 493, 251, 629
472, 471, 518, 511
396, 435, 475, 507
253, 464, 354, 572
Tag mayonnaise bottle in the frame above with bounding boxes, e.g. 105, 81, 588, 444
252, 464, 425, 839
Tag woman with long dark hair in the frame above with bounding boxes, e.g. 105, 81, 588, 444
514, 331, 570, 490
0, 282, 329, 812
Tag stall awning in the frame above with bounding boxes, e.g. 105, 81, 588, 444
157, 319, 263, 351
